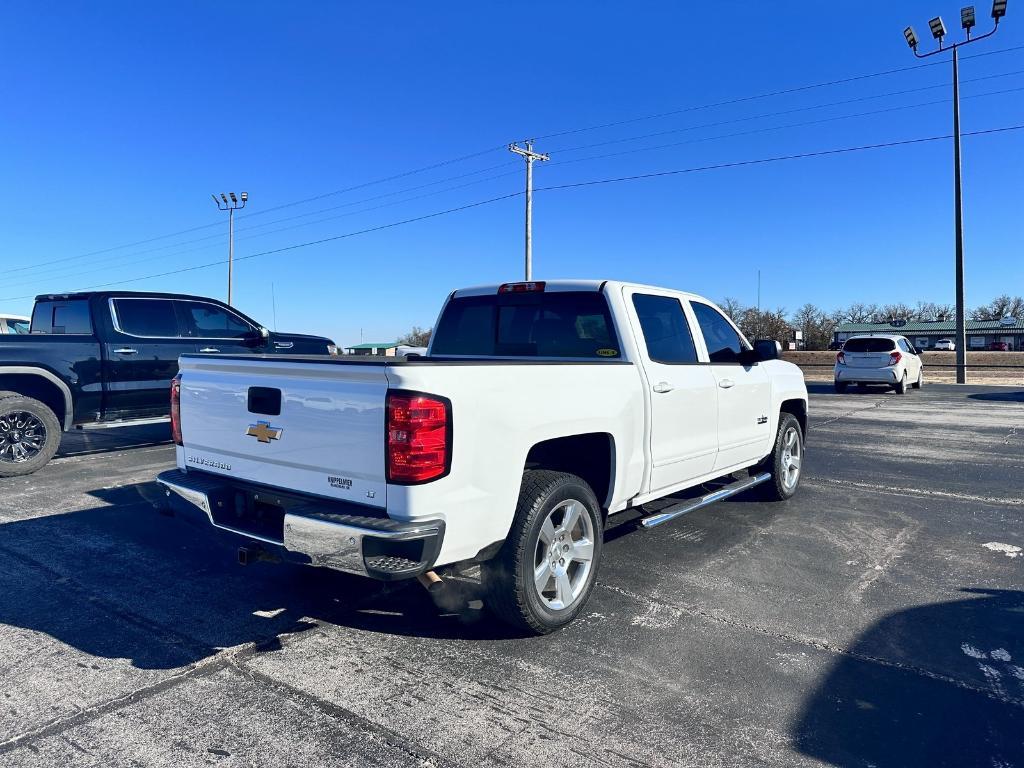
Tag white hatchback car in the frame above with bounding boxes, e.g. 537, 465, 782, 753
834, 334, 924, 394
933, 338, 955, 351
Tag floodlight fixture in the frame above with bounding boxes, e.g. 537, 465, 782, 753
961, 5, 977, 30
904, 25, 919, 48
211, 194, 219, 204
992, 0, 1007, 19
929, 15, 947, 39
240, 191, 248, 202
229, 191, 238, 204
220, 193, 228, 204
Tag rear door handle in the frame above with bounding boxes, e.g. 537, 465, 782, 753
653, 381, 674, 394
199, 347, 220, 353
113, 348, 137, 355
718, 378, 735, 389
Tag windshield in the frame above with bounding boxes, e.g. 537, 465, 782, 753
5, 319, 29, 334
843, 338, 897, 353
430, 291, 621, 358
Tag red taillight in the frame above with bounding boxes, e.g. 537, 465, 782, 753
386, 391, 450, 484
836, 351, 846, 365
170, 377, 182, 446
498, 281, 545, 293
888, 351, 902, 366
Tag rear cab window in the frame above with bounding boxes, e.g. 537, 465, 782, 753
843, 338, 896, 353
430, 290, 621, 358
30, 300, 93, 334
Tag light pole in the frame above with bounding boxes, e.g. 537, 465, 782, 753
212, 191, 248, 306
509, 141, 549, 281
902, 1, 1007, 384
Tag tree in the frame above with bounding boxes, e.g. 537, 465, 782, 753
718, 297, 745, 323
971, 295, 1024, 321
791, 303, 835, 350
738, 307, 790, 343
398, 326, 432, 347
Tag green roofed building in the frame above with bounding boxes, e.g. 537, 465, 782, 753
344, 342, 401, 356
834, 318, 1023, 351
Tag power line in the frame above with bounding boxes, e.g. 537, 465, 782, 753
534, 124, 1024, 194
548, 68, 1024, 156
529, 43, 1024, 143
9, 80, 1024, 292
14, 44, 1022, 277
546, 86, 1024, 169
3, 123, 1019, 303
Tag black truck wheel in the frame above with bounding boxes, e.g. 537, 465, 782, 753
482, 470, 603, 634
0, 394, 62, 477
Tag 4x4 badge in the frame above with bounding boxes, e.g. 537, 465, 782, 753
246, 421, 282, 443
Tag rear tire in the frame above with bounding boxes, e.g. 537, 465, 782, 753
894, 372, 908, 395
912, 369, 923, 389
482, 470, 603, 634
0, 395, 62, 477
758, 413, 803, 501
834, 381, 847, 393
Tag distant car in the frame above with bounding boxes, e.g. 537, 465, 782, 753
827, 340, 843, 351
835, 334, 924, 394
934, 338, 955, 351
989, 341, 1009, 351
0, 314, 30, 335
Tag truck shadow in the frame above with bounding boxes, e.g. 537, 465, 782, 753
792, 588, 1024, 767
0, 476, 789, 656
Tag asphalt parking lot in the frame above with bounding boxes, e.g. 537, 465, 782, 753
0, 383, 1021, 767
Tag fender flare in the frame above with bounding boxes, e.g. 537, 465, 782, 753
0, 366, 75, 430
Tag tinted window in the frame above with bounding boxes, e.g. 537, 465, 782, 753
898, 339, 911, 353
843, 338, 897, 353
431, 291, 620, 358
691, 302, 744, 363
31, 300, 92, 334
4, 319, 29, 334
632, 294, 698, 364
114, 299, 180, 337
179, 301, 253, 338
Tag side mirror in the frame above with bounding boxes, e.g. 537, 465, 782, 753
243, 327, 271, 347
754, 339, 781, 361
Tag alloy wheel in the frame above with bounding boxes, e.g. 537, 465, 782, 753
532, 499, 595, 611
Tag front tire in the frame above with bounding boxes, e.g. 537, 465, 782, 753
482, 470, 603, 634
0, 395, 62, 477
758, 413, 803, 501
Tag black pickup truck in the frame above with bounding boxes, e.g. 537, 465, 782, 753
0, 290, 337, 477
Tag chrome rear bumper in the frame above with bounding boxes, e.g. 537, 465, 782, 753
156, 469, 444, 580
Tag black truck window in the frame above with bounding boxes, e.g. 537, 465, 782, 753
632, 294, 698, 364
113, 299, 180, 337
178, 301, 253, 338
31, 300, 92, 334
431, 291, 620, 358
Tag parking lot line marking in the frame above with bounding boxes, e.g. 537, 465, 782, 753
804, 477, 1024, 507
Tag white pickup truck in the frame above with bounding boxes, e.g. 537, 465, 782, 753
157, 280, 807, 633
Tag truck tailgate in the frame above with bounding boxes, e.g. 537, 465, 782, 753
177, 356, 387, 508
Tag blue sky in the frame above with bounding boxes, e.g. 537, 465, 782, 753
2, 2, 1022, 345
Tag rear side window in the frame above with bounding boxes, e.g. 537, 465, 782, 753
113, 299, 180, 337
843, 338, 896, 353
691, 302, 745, 363
632, 294, 698, 364
31, 300, 92, 334
431, 291, 620, 358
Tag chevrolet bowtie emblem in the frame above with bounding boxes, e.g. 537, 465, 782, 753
246, 421, 282, 443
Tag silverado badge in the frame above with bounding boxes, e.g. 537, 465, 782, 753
246, 421, 283, 443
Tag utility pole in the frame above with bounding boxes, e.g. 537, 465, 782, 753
509, 141, 549, 281
902, 2, 1007, 383
212, 191, 248, 306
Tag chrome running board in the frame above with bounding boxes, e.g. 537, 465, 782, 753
639, 472, 772, 529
